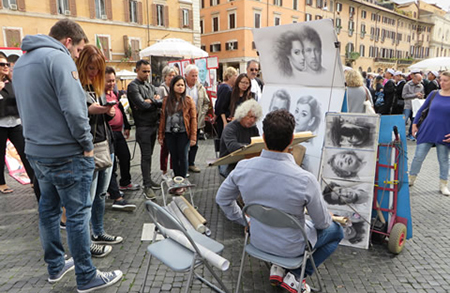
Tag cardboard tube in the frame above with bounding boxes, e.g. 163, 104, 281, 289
174, 197, 206, 233
180, 196, 207, 224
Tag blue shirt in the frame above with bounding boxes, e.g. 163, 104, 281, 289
216, 149, 332, 257
414, 91, 450, 147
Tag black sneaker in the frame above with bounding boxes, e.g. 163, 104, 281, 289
143, 187, 156, 200
92, 233, 123, 245
90, 243, 112, 258
112, 199, 136, 211
149, 179, 161, 190
77, 269, 123, 293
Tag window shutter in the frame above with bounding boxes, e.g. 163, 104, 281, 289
6, 29, 21, 47
137, 1, 143, 24
179, 9, 183, 28
210, 44, 213, 51
210, 0, 212, 6
131, 39, 140, 60
189, 10, 193, 29
69, 0, 77, 16
50, 0, 57, 15
123, 35, 129, 53
106, 0, 112, 20
89, 0, 95, 19
218, 44, 221, 51
124, 0, 130, 22
17, 0, 26, 11
235, 41, 238, 50
164, 6, 169, 27
152, 4, 157, 26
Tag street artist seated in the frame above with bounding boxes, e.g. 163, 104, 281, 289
218, 99, 261, 178
216, 109, 344, 293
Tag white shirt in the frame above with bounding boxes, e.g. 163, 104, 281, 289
250, 79, 262, 101
186, 84, 198, 106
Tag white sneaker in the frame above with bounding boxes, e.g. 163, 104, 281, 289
281, 272, 310, 293
269, 264, 285, 286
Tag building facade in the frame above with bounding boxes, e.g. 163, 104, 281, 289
0, 0, 197, 76
201, 0, 441, 78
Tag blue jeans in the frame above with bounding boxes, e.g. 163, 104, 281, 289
403, 108, 413, 135
165, 132, 190, 177
90, 153, 114, 236
28, 154, 96, 286
291, 222, 344, 277
410, 143, 449, 180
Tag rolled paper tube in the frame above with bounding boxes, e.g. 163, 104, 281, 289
174, 197, 206, 233
167, 202, 195, 231
159, 226, 230, 271
180, 195, 207, 224
332, 216, 349, 225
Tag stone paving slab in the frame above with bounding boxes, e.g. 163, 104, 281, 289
1, 137, 449, 292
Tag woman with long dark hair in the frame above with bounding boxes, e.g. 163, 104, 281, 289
158, 75, 197, 178
0, 55, 34, 194
76, 45, 122, 257
228, 73, 253, 120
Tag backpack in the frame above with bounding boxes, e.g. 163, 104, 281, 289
374, 91, 385, 107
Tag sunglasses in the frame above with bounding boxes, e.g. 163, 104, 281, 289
0, 62, 11, 67
249, 68, 259, 72
142, 70, 151, 73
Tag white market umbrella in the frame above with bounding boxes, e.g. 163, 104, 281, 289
408, 57, 450, 71
116, 69, 137, 80
139, 38, 208, 59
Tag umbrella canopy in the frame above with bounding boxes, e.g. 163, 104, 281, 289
139, 38, 208, 59
116, 69, 137, 80
408, 57, 450, 72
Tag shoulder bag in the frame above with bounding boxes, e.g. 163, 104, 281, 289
363, 87, 376, 114
92, 95, 113, 171
417, 90, 438, 129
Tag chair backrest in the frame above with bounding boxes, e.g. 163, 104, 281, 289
242, 204, 311, 250
145, 200, 204, 255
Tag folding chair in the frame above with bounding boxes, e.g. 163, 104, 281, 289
235, 204, 323, 293
141, 200, 230, 293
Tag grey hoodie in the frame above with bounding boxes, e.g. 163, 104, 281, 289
13, 34, 93, 158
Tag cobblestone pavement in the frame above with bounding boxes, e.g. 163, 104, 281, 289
1, 137, 450, 293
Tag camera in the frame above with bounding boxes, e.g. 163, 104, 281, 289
171, 123, 180, 133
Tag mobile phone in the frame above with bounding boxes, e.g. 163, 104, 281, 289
105, 101, 117, 106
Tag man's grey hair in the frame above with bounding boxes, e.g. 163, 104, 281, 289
234, 99, 263, 122
184, 64, 199, 76
246, 60, 259, 69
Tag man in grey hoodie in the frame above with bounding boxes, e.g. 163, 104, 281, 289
12, 19, 122, 292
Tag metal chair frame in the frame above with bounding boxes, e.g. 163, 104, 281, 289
141, 200, 230, 293
235, 204, 323, 293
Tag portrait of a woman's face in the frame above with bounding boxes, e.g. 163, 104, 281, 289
288, 40, 305, 72
295, 103, 313, 132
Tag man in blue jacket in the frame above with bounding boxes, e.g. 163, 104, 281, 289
13, 19, 122, 292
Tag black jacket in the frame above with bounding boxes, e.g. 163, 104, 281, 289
0, 80, 19, 118
378, 79, 395, 115
127, 78, 162, 127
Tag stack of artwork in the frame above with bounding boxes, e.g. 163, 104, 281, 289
252, 19, 346, 177
168, 56, 218, 92
320, 113, 380, 249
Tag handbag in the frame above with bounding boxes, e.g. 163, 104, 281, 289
363, 87, 376, 114
417, 90, 438, 129
93, 140, 112, 171
92, 97, 113, 171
